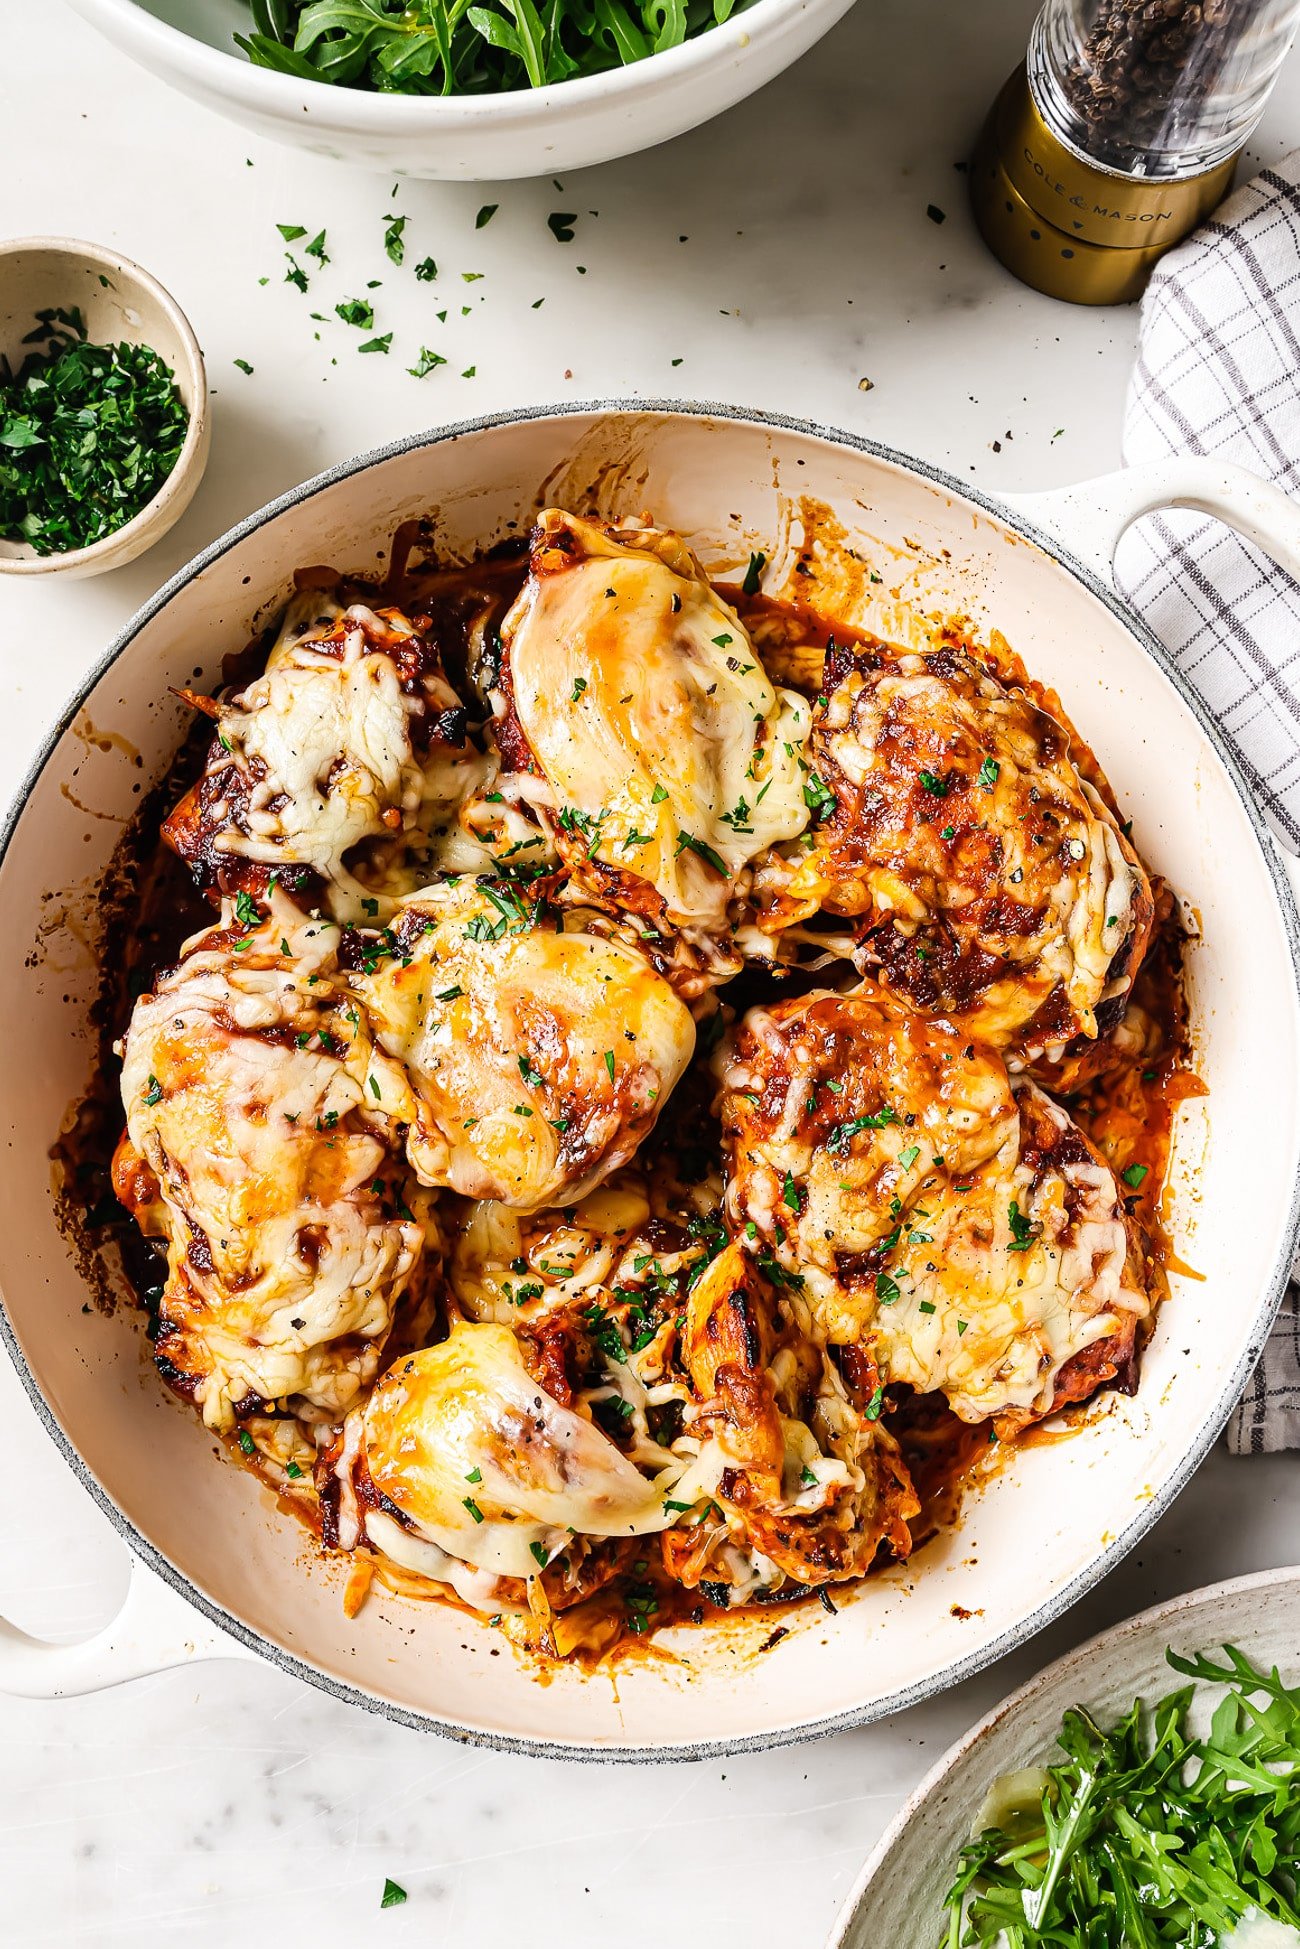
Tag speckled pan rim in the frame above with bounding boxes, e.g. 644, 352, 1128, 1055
1, 398, 1297, 1762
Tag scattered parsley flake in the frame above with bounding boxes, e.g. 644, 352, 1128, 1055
336, 297, 374, 329
382, 214, 406, 264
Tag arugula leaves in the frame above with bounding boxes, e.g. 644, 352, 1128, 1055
941, 1644, 1300, 1947
237, 0, 750, 95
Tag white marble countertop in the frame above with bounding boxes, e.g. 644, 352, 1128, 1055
1, 1, 1298, 1942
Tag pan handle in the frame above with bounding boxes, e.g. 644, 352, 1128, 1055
0, 1553, 256, 1698
1005, 456, 1300, 900
1005, 455, 1300, 587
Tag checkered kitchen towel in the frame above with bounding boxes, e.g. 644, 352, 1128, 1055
1118, 154, 1300, 1453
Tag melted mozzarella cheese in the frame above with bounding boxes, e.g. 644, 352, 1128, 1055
203, 595, 484, 918
721, 983, 1148, 1422
783, 645, 1150, 1058
357, 880, 695, 1211
722, 982, 1018, 1290
119, 900, 427, 1429
501, 510, 810, 935
362, 1321, 672, 1580
872, 1082, 1148, 1421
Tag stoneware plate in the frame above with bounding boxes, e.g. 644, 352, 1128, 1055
829, 1564, 1300, 1947
0, 404, 1298, 1757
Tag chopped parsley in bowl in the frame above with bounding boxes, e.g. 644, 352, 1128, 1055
0, 237, 209, 580
0, 308, 189, 557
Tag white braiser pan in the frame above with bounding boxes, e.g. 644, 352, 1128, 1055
0, 405, 1297, 1758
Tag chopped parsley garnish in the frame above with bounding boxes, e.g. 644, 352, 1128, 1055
436, 985, 463, 1001
414, 256, 438, 281
276, 222, 306, 241
464, 1467, 483, 1484
782, 1169, 802, 1213
571, 676, 587, 702
142, 1075, 163, 1107
359, 333, 393, 354
461, 1496, 485, 1523
651, 781, 669, 804
233, 357, 254, 376
977, 755, 1001, 790
382, 213, 406, 263
335, 296, 375, 329
675, 829, 728, 875
408, 347, 446, 378
286, 1460, 303, 1479
237, 1430, 255, 1455
529, 1541, 549, 1569
518, 1054, 545, 1088
827, 1107, 896, 1153
1007, 1199, 1038, 1252
876, 1270, 901, 1305
604, 1050, 616, 1082
799, 1465, 818, 1489
863, 1385, 884, 1421
380, 1878, 407, 1910
1121, 1162, 1149, 1189
898, 1143, 920, 1171
368, 1075, 381, 1100
742, 550, 766, 596
803, 770, 837, 821
476, 204, 498, 227
234, 889, 258, 928
0, 308, 190, 556
757, 1254, 805, 1291
918, 769, 949, 797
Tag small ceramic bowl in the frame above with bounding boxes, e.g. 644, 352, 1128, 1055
0, 237, 209, 580
829, 1565, 1300, 1948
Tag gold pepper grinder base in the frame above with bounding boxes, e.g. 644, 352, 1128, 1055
970, 69, 1239, 305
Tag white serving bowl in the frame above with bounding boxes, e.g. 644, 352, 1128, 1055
65, 0, 859, 180
0, 237, 209, 581
830, 1565, 1300, 1947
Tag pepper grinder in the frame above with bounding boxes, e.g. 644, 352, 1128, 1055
971, 0, 1300, 304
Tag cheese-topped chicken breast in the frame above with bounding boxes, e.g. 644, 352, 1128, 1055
721, 981, 1151, 1426
114, 903, 429, 1431
352, 1321, 673, 1600
355, 879, 696, 1211
779, 639, 1154, 1062
663, 1244, 917, 1598
164, 592, 486, 921
481, 510, 811, 988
